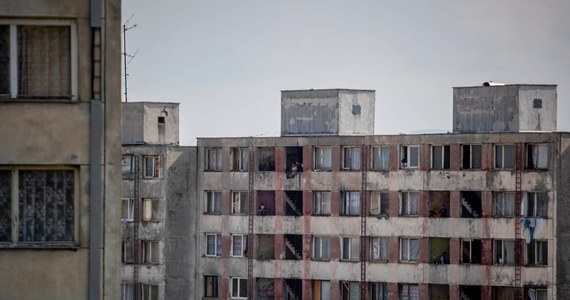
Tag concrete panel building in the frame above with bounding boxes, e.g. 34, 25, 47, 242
0, 1, 121, 299
121, 102, 197, 300
195, 87, 569, 300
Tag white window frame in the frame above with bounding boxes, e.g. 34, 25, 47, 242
313, 191, 331, 216
495, 144, 516, 169
341, 146, 361, 171
527, 288, 547, 300
205, 147, 223, 171
230, 277, 248, 299
205, 233, 222, 257
341, 191, 360, 216
341, 237, 360, 261
141, 284, 159, 300
313, 146, 332, 171
230, 234, 247, 257
431, 145, 450, 170
371, 146, 390, 171
143, 155, 159, 178
231, 147, 249, 171
231, 191, 248, 214
0, 19, 78, 100
400, 145, 419, 169
400, 238, 419, 262
493, 192, 516, 217
400, 191, 419, 216
142, 240, 159, 264
369, 191, 389, 216
312, 236, 330, 260
526, 240, 548, 266
204, 191, 222, 214
523, 192, 548, 218
122, 198, 134, 222
461, 144, 482, 170
370, 237, 389, 262
526, 144, 548, 169
494, 239, 515, 265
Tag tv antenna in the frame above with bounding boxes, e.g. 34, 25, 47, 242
122, 14, 138, 102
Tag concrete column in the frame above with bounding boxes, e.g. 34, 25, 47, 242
275, 191, 284, 216
390, 145, 399, 172
221, 276, 230, 300
388, 282, 399, 300
302, 279, 312, 300
482, 143, 493, 170
420, 283, 429, 299
330, 280, 340, 300
419, 237, 429, 263
420, 191, 430, 217
275, 234, 285, 260
303, 190, 312, 216
303, 146, 313, 173
481, 285, 492, 300
222, 235, 231, 258
330, 234, 340, 261
450, 191, 461, 218
331, 191, 340, 216
223, 147, 231, 172
450, 144, 461, 170
420, 144, 430, 171
389, 236, 399, 263
222, 190, 231, 215
332, 146, 341, 172
449, 238, 461, 264
389, 191, 399, 217
481, 239, 493, 265
303, 234, 312, 259
274, 278, 284, 300
275, 146, 285, 173
449, 284, 460, 300
481, 191, 493, 218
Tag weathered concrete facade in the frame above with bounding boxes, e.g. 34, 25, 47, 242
0, 0, 122, 299
122, 102, 180, 145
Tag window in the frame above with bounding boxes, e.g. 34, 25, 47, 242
400, 192, 419, 216
370, 282, 388, 300
313, 191, 331, 215
494, 240, 515, 265
0, 21, 77, 99
462, 144, 482, 169
204, 191, 221, 214
341, 191, 360, 216
461, 239, 482, 264
231, 234, 247, 257
141, 284, 159, 300
312, 280, 331, 300
122, 241, 134, 264
495, 144, 516, 169
340, 281, 360, 300
142, 240, 159, 264
523, 192, 548, 218
230, 277, 247, 299
341, 237, 360, 261
142, 199, 159, 222
122, 155, 135, 174
527, 240, 547, 266
400, 238, 419, 262
231, 191, 248, 214
533, 98, 543, 109
431, 145, 450, 170
231, 147, 249, 171
526, 144, 548, 169
313, 236, 330, 260
400, 145, 419, 169
342, 146, 361, 170
492, 287, 514, 300
0, 169, 75, 244
370, 191, 389, 216
122, 283, 135, 300
526, 287, 547, 300
314, 147, 332, 171
205, 234, 222, 257
143, 155, 160, 178
258, 147, 275, 171
493, 192, 515, 217
122, 198, 134, 222
370, 237, 389, 261
205, 148, 222, 171
371, 146, 390, 171
400, 284, 420, 300
204, 276, 219, 297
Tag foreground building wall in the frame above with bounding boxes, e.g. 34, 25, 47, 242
0, 0, 122, 299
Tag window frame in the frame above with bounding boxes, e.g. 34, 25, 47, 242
340, 236, 360, 261
231, 147, 249, 172
494, 239, 515, 265
461, 144, 482, 170
0, 19, 78, 100
526, 240, 548, 266
400, 238, 419, 263
230, 277, 248, 299
141, 284, 159, 300
526, 144, 548, 170
231, 191, 249, 215
122, 240, 135, 264
400, 145, 419, 169
312, 236, 331, 261
142, 198, 160, 222
313, 146, 332, 171
370, 237, 389, 262
143, 155, 160, 178
121, 283, 135, 300
371, 146, 390, 171
369, 191, 389, 216
431, 145, 450, 170
204, 191, 222, 214
204, 275, 219, 298
340, 281, 360, 300
312, 191, 332, 216
122, 198, 135, 222
230, 234, 248, 257
400, 191, 419, 216
205, 147, 223, 171
493, 192, 516, 217
495, 144, 516, 169
142, 240, 159, 265
312, 280, 331, 300
122, 155, 135, 175
341, 146, 361, 171
370, 282, 388, 300
205, 233, 222, 257
461, 238, 482, 264
400, 284, 420, 300
341, 191, 360, 216
523, 192, 548, 218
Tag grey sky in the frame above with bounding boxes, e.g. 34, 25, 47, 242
122, 0, 570, 145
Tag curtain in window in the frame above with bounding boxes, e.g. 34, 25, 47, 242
381, 147, 390, 170
349, 192, 359, 215
370, 193, 380, 215
410, 239, 419, 261
0, 170, 11, 241
18, 26, 71, 98
371, 283, 387, 300
122, 284, 135, 300
351, 148, 361, 170
537, 193, 548, 217
322, 148, 332, 170
504, 240, 515, 264
349, 282, 360, 300
372, 238, 388, 261
232, 235, 243, 256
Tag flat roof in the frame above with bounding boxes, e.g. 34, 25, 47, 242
453, 84, 557, 89
281, 88, 375, 92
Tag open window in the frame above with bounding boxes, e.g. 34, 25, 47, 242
492, 287, 514, 300
285, 279, 302, 300
494, 239, 515, 265
284, 234, 302, 260
460, 286, 481, 300
526, 144, 548, 170
526, 240, 547, 266
341, 146, 361, 171
257, 191, 275, 216
523, 192, 548, 218
256, 278, 275, 300
371, 146, 390, 171
461, 191, 482, 218
256, 235, 275, 260
525, 287, 547, 300
231, 147, 249, 171
431, 145, 450, 170
495, 144, 516, 169
231, 191, 249, 215
461, 239, 482, 264
400, 145, 419, 169
429, 191, 449, 218
462, 144, 482, 169
285, 146, 303, 178
284, 191, 303, 216
369, 191, 389, 216
429, 285, 449, 300
429, 238, 449, 264
340, 282, 360, 300
313, 146, 332, 171
258, 147, 275, 171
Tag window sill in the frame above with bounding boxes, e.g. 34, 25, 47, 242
340, 214, 360, 217
204, 212, 222, 215
370, 169, 390, 172
0, 242, 78, 250
204, 170, 222, 172
312, 214, 331, 217
312, 258, 331, 261
0, 97, 77, 103
370, 260, 389, 263
399, 261, 419, 264
312, 169, 332, 172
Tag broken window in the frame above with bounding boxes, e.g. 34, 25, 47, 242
370, 282, 388, 300
122, 240, 134, 264
461, 191, 482, 218
144, 155, 160, 178
400, 145, 419, 169
526, 144, 548, 170
256, 278, 275, 300
231, 234, 248, 257
431, 145, 450, 170
400, 238, 419, 262
257, 235, 275, 260
429, 237, 449, 264
460, 286, 481, 300
141, 284, 159, 300
429, 285, 449, 300
492, 287, 514, 300
122, 155, 135, 174
258, 147, 275, 171
400, 284, 420, 300
341, 237, 360, 261
340, 281, 360, 300
0, 22, 77, 99
285, 146, 303, 176
462, 144, 482, 169
0, 169, 75, 244
312, 236, 330, 260
494, 239, 515, 265
312, 280, 331, 300
205, 233, 222, 257
205, 148, 223, 171
231, 191, 248, 215
230, 278, 248, 299
313, 191, 331, 216
142, 240, 159, 264
204, 191, 221, 214
495, 144, 516, 169
429, 191, 449, 218
122, 283, 135, 300
371, 146, 390, 171
204, 276, 219, 297
313, 146, 332, 171
284, 234, 302, 260
523, 192, 548, 218
461, 239, 482, 264
400, 191, 419, 216
369, 191, 389, 216
231, 147, 249, 171
525, 287, 547, 300
257, 191, 275, 216
370, 237, 389, 262
527, 240, 548, 266
493, 192, 516, 217
142, 198, 159, 222
342, 146, 361, 171
341, 191, 360, 216
122, 198, 134, 222
285, 191, 303, 216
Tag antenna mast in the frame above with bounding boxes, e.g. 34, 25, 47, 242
122, 14, 138, 102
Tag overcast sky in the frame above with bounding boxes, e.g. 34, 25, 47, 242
122, 0, 570, 145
